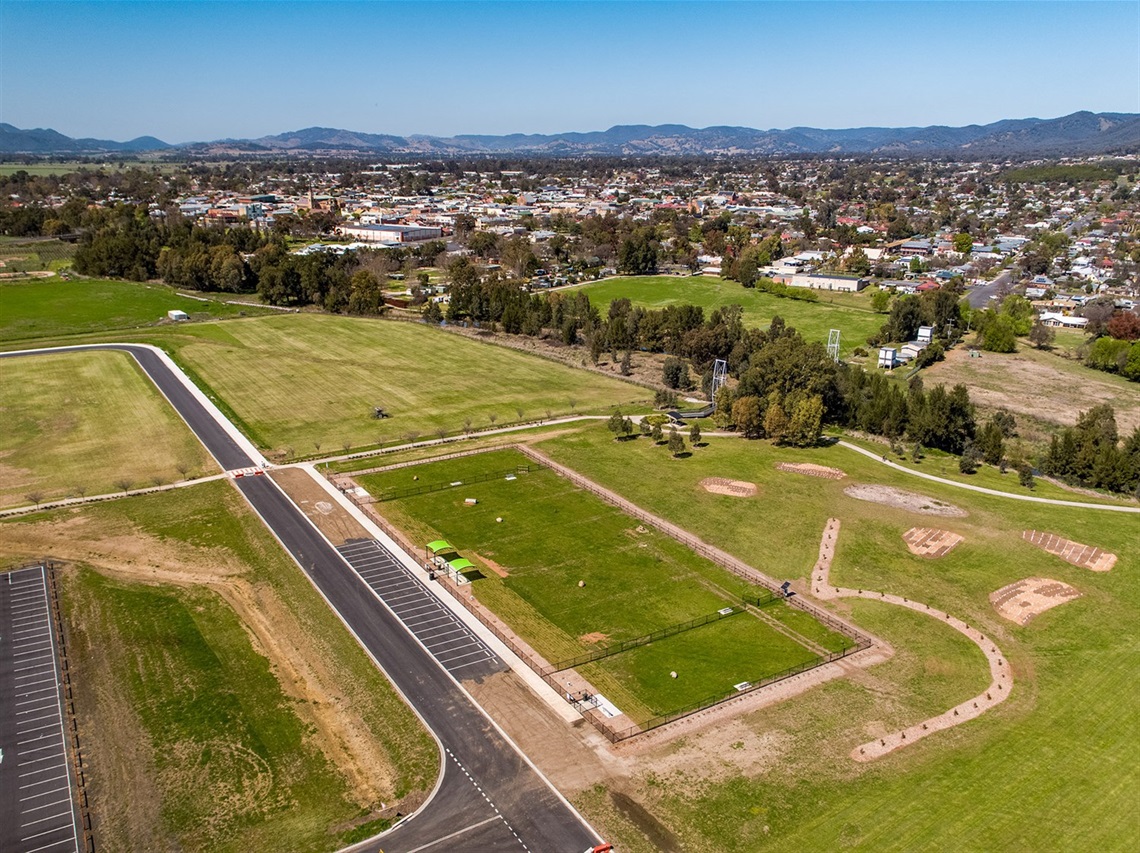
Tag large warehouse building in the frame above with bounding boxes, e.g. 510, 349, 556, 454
337, 223, 444, 244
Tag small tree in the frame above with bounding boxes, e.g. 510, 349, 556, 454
25, 491, 44, 507
651, 422, 664, 443
314, 440, 322, 454
342, 440, 352, 453
620, 349, 632, 376
607, 411, 625, 438
115, 478, 133, 494
732, 396, 763, 439
489, 413, 498, 426
463, 417, 473, 434
689, 422, 702, 446
667, 427, 686, 457
435, 427, 448, 440
621, 417, 634, 438
639, 419, 652, 437
1029, 319, 1055, 350
662, 356, 687, 390
175, 462, 191, 480
151, 475, 166, 488
515, 406, 525, 420
1018, 462, 1035, 489
72, 484, 87, 498
959, 441, 982, 475
911, 443, 923, 463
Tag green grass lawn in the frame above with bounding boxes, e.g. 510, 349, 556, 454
9, 480, 437, 852
0, 350, 216, 507
589, 612, 822, 716
361, 448, 832, 725
0, 277, 272, 343
578, 275, 883, 356
534, 424, 1139, 852
153, 314, 648, 455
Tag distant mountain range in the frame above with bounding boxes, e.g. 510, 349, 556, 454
3, 111, 1139, 158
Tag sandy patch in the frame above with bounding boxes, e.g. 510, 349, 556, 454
476, 553, 510, 578
700, 477, 757, 497
270, 468, 370, 547
903, 527, 964, 557
776, 462, 846, 480
1022, 530, 1117, 572
991, 577, 1082, 624
843, 484, 967, 517
579, 631, 610, 644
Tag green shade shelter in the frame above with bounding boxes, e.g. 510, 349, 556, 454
426, 540, 454, 555
447, 558, 476, 572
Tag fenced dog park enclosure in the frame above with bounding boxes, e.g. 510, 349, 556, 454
354, 447, 870, 740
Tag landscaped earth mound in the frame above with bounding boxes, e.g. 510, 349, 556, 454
1022, 530, 1117, 572
700, 477, 758, 497
843, 484, 968, 517
776, 462, 846, 479
990, 577, 1082, 624
903, 527, 964, 557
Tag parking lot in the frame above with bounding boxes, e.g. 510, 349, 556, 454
337, 539, 505, 680
0, 566, 80, 853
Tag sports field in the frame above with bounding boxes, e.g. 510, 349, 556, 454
532, 425, 1139, 852
2, 480, 437, 852
0, 350, 216, 507
359, 448, 848, 724
0, 277, 269, 343
160, 314, 648, 454
577, 275, 882, 356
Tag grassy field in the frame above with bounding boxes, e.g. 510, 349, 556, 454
4, 480, 438, 852
0, 350, 216, 507
151, 314, 648, 455
923, 343, 1140, 438
577, 275, 883, 356
360, 448, 838, 724
838, 433, 1134, 507
531, 425, 1139, 852
0, 277, 272, 343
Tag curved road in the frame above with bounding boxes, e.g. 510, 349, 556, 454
2, 345, 602, 853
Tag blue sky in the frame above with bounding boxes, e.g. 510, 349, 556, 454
2, 1, 1137, 142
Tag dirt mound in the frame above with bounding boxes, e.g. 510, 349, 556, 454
843, 484, 967, 517
700, 477, 757, 497
903, 527, 964, 557
1022, 530, 1117, 572
991, 577, 1081, 624
776, 462, 846, 479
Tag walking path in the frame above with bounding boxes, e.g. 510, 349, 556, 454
837, 440, 1140, 513
809, 518, 1013, 761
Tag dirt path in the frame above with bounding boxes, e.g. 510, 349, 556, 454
809, 518, 1013, 761
838, 440, 1140, 513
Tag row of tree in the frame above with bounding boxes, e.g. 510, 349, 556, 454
1039, 405, 1140, 495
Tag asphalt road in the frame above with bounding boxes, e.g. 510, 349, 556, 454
966, 268, 1012, 309
5, 344, 601, 852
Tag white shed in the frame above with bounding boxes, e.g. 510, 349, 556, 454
167, 309, 189, 322
878, 347, 898, 369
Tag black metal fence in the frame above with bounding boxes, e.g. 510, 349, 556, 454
600, 641, 869, 742
550, 606, 746, 672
